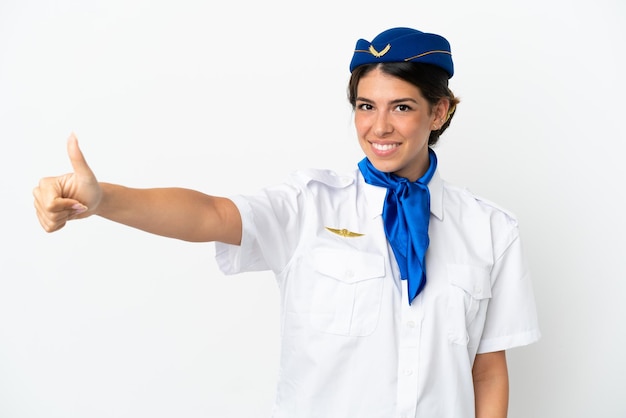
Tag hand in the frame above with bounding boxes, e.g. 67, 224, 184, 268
33, 133, 103, 232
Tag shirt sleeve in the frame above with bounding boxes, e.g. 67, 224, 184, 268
477, 230, 541, 353
215, 179, 305, 276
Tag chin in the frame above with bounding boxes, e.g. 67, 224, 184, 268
369, 160, 399, 174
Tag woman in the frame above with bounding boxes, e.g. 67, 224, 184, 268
34, 27, 540, 418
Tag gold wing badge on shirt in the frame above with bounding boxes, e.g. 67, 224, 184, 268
325, 227, 365, 238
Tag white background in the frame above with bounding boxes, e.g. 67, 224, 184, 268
1, 0, 625, 417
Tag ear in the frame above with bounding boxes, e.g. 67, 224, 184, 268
431, 98, 451, 130
434, 98, 450, 122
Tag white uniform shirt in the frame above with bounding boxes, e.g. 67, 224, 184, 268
215, 167, 540, 418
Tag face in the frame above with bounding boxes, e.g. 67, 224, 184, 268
354, 67, 447, 181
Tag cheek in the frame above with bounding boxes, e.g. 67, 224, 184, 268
353, 114, 370, 137
405, 116, 432, 137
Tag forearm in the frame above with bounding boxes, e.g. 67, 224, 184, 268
96, 183, 241, 244
473, 351, 509, 418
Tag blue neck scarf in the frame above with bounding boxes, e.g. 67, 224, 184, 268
358, 149, 437, 304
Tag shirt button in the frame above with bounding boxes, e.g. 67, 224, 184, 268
406, 321, 416, 328
344, 270, 354, 279
403, 369, 413, 376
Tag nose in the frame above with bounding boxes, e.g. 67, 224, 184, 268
373, 112, 393, 137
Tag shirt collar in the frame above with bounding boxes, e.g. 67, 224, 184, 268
360, 168, 444, 220
428, 170, 444, 221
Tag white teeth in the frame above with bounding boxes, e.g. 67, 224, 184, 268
372, 143, 398, 151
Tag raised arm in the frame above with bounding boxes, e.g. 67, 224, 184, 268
33, 134, 242, 245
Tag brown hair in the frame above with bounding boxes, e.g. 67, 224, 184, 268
347, 62, 460, 146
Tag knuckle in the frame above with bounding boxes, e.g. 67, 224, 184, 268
43, 219, 64, 233
38, 177, 51, 187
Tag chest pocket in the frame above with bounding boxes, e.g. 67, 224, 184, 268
446, 264, 492, 345
310, 249, 385, 337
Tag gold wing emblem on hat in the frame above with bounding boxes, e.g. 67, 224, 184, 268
325, 227, 365, 238
369, 43, 391, 58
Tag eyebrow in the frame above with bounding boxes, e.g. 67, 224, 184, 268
355, 97, 419, 105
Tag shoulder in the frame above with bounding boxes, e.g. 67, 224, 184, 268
438, 178, 523, 260
288, 168, 358, 190
441, 179, 519, 228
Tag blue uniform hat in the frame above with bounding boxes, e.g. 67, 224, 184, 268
349, 27, 454, 78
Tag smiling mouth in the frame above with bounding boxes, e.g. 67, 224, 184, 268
371, 142, 399, 151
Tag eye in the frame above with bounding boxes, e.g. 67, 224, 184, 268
357, 102, 373, 111
395, 104, 412, 112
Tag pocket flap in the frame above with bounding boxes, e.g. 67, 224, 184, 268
447, 264, 492, 299
313, 249, 385, 284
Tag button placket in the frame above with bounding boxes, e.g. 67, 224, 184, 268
396, 281, 422, 418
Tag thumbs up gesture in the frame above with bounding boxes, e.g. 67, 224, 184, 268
33, 133, 103, 232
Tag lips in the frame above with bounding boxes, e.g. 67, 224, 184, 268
370, 141, 400, 155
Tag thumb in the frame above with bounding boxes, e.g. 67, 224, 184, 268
66, 132, 96, 179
